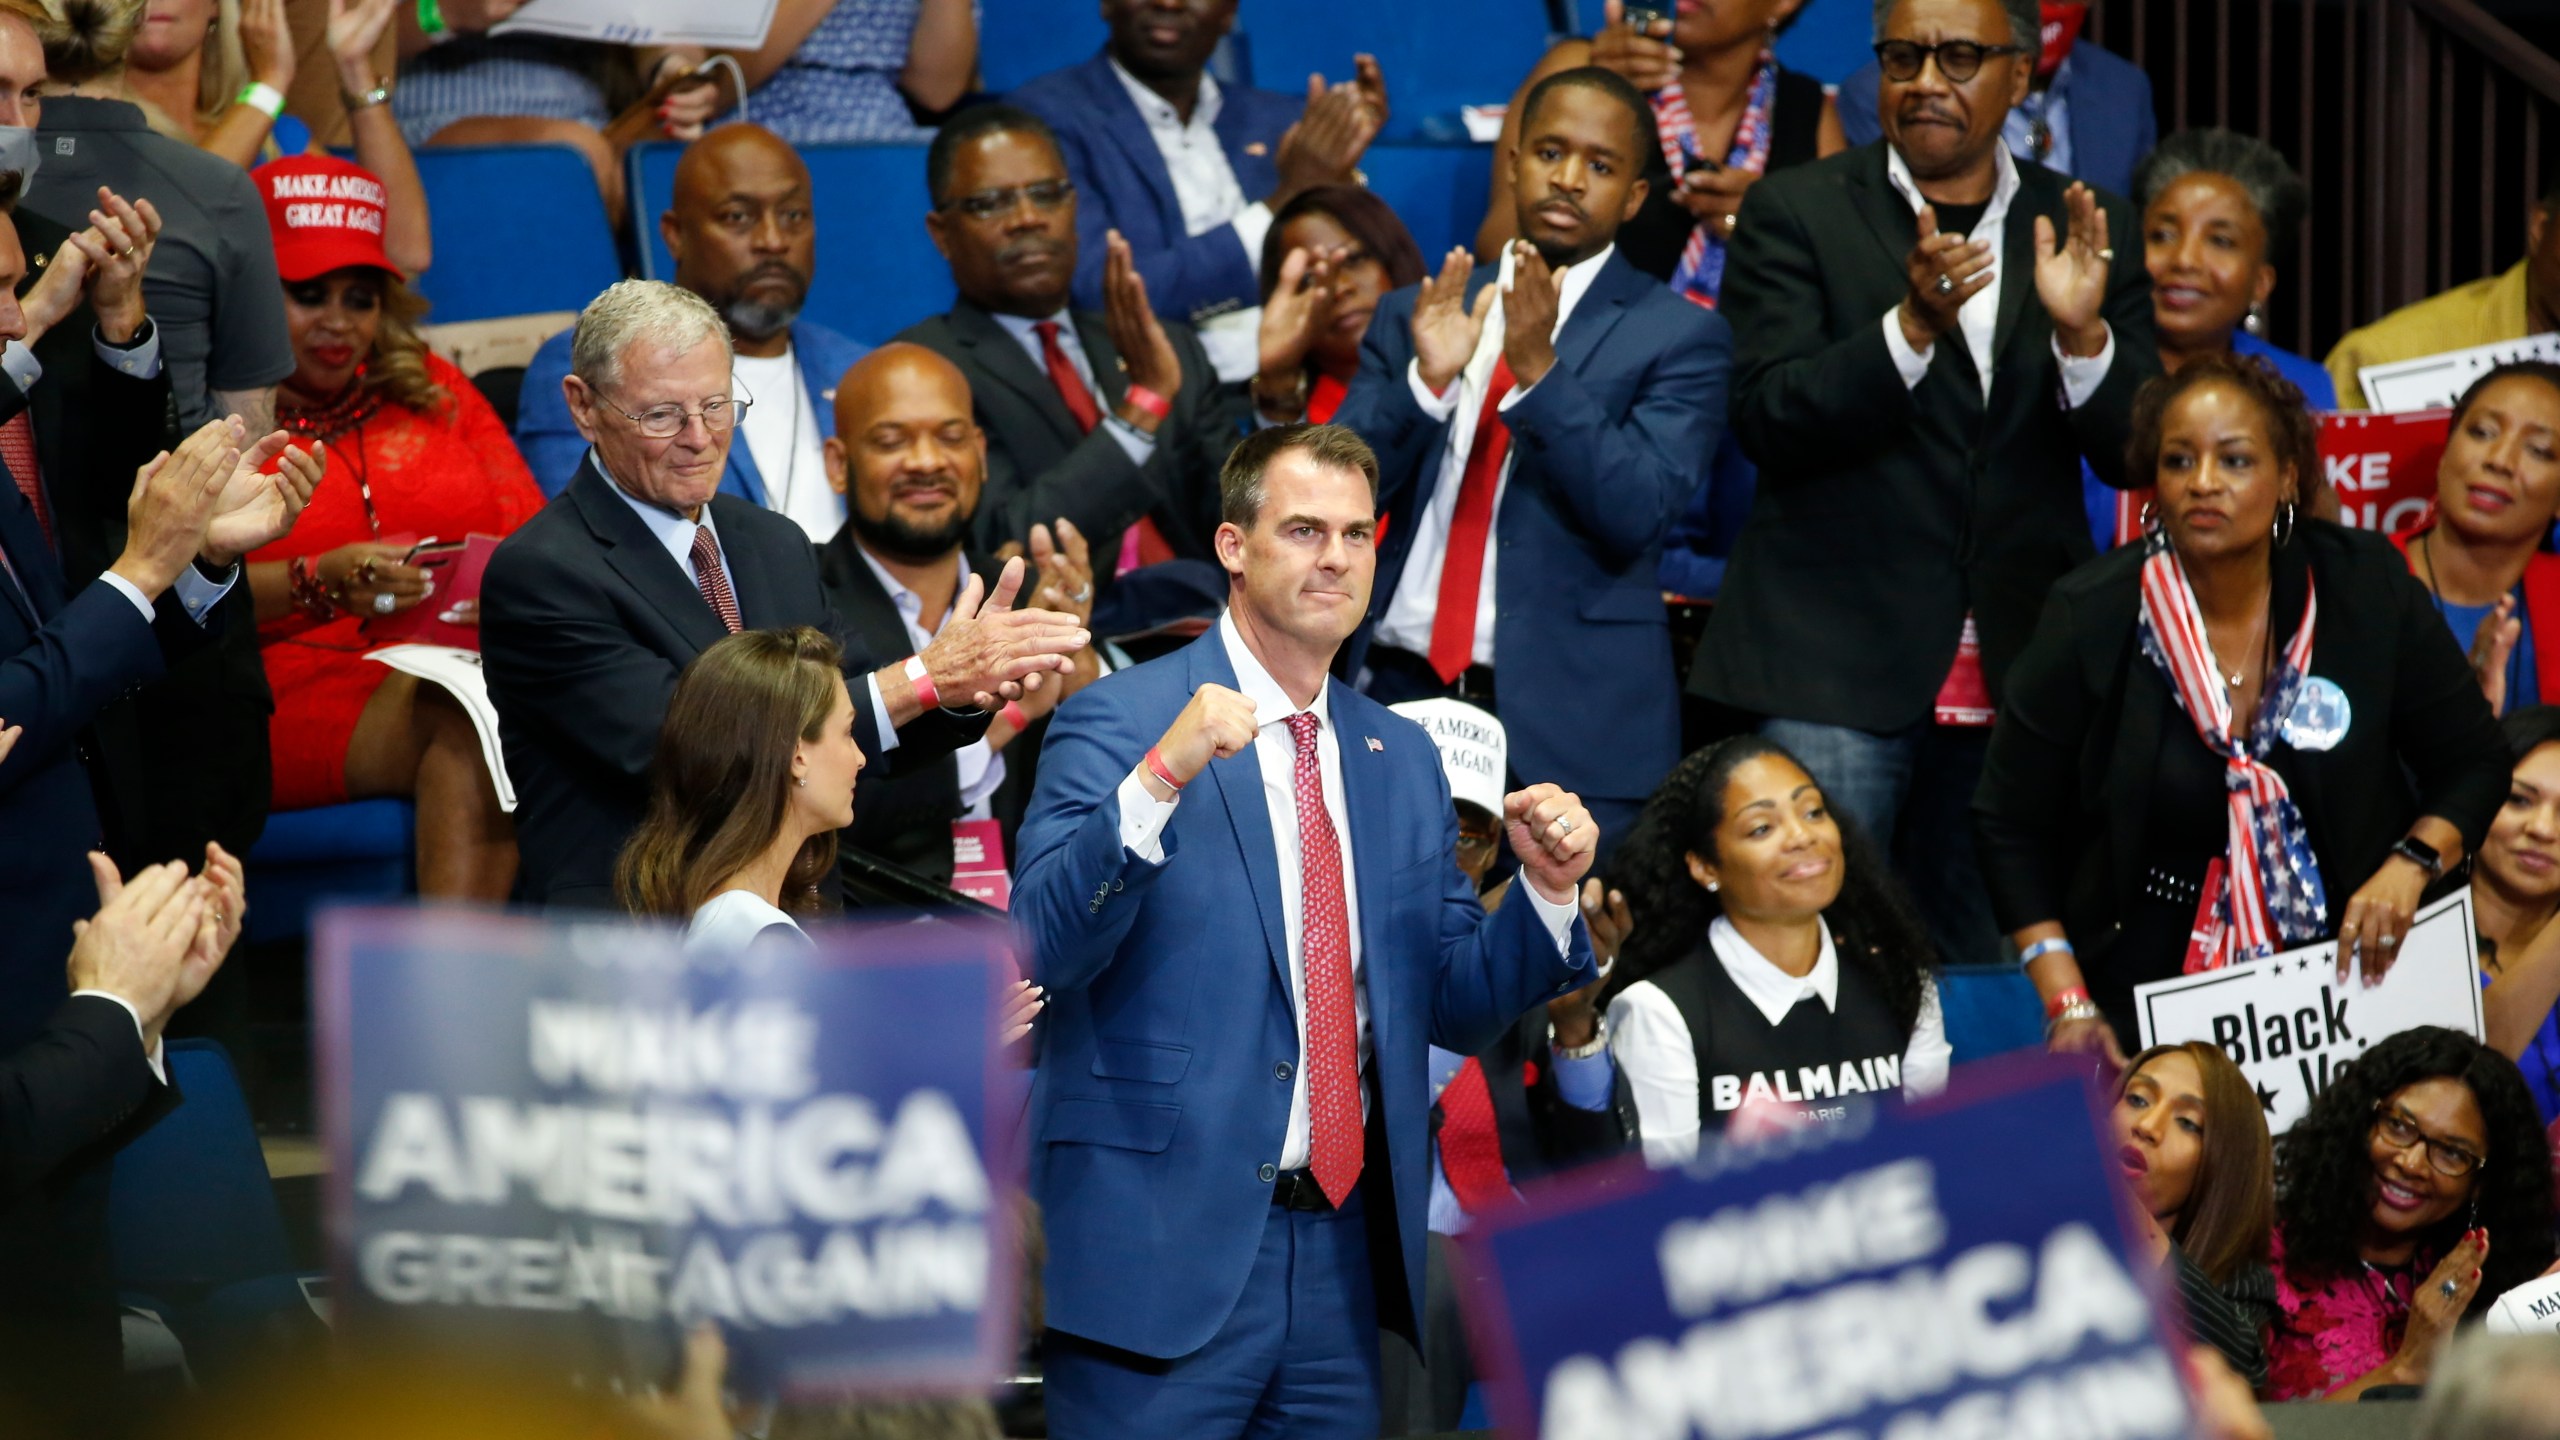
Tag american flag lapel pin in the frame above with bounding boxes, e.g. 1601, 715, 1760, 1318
1365, 736, 1384, 752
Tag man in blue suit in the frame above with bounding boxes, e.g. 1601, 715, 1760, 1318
517, 125, 869, 534
1312, 66, 1727, 849
1834, 8, 2156, 201
1009, 1, 1387, 383
1013, 421, 1600, 1437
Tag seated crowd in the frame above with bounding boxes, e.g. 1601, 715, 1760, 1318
7, 0, 2560, 1434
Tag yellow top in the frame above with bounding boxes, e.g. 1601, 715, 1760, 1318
2323, 261, 2534, 411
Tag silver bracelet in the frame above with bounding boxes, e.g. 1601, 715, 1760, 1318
2045, 999, 2102, 1036
1549, 1013, 1610, 1061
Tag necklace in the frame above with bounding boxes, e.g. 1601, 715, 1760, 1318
2206, 598, 2267, 689
279, 372, 383, 446
771, 368, 804, 521
2417, 528, 2527, 697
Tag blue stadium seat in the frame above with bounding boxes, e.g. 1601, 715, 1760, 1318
1238, 0, 1552, 139
628, 140, 952, 346
980, 0, 1107, 92
1934, 963, 2047, 1063
111, 1041, 325, 1383
245, 799, 414, 946
410, 145, 622, 324
1362, 141, 1495, 258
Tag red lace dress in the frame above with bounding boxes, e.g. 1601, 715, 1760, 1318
249, 353, 544, 810
2261, 1221, 2436, 1401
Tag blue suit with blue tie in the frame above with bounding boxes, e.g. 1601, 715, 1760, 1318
1013, 620, 1594, 1437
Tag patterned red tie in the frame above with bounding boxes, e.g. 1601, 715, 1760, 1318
1036, 320, 1172, 577
1425, 357, 1517, 682
1437, 1057, 1512, 1215
1287, 711, 1363, 1207
0, 413, 47, 548
689, 525, 742, 633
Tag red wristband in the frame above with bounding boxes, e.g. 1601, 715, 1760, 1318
1142, 744, 1186, 793
1121, 384, 1172, 421
2044, 985, 2093, 1020
1001, 701, 1029, 731
902, 654, 939, 710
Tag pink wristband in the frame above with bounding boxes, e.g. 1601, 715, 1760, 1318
1122, 384, 1172, 421
1143, 744, 1186, 793
1001, 701, 1029, 730
903, 654, 940, 710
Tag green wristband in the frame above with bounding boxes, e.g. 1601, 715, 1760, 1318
416, 0, 449, 38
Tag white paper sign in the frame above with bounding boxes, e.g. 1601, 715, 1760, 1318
2488, 1270, 2560, 1336
491, 0, 776, 50
366, 644, 516, 813
2133, 889, 2483, 1134
2358, 333, 2560, 412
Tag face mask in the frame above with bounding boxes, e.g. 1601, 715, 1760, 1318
2039, 2, 2090, 79
0, 125, 40, 196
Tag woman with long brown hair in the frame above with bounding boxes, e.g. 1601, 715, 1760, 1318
2109, 1041, 2276, 1388
616, 626, 863, 946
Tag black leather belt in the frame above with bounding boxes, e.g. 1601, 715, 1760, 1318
1270, 1169, 1336, 1212
1368, 644, 1496, 708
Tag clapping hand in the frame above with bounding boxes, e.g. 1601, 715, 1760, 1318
1272, 77, 1380, 210
1103, 230, 1183, 426
68, 853, 212, 1055
328, 0, 401, 99
2388, 1229, 2489, 1386
2033, 181, 2113, 357
1899, 204, 1995, 350
1413, 246, 1495, 394
202, 423, 324, 567
914, 556, 1087, 712
21, 187, 162, 348
1256, 244, 1346, 401
1502, 241, 1563, 388
2470, 595, 2522, 717
1505, 783, 1597, 905
1025, 519, 1094, 630
238, 0, 295, 98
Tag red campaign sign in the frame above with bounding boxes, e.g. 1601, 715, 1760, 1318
2108, 409, 2451, 547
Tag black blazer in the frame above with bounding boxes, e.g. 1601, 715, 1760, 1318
1972, 523, 2508, 964
1692, 141, 2160, 730
4, 210, 252, 874
480, 456, 985, 908
1457, 1008, 1635, 1188
893, 300, 1239, 563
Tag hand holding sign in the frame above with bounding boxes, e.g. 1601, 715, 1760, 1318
2337, 846, 2434, 984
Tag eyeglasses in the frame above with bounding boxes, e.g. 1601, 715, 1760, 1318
1872, 38, 2031, 84
600, 392, 752, 440
943, 179, 1076, 223
2370, 1101, 2488, 1179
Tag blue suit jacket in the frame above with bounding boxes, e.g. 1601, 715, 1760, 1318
1012, 632, 1594, 1358
512, 319, 872, 503
1009, 51, 1302, 327
1329, 251, 1728, 802
1834, 43, 2158, 200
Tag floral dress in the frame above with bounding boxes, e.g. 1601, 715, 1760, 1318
2262, 1222, 2436, 1400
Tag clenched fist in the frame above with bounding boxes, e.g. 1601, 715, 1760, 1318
1145, 684, 1262, 797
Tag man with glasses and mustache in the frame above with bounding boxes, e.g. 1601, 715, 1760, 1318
516, 124, 870, 540
483, 281, 1090, 909
900, 105, 1242, 580
1691, 0, 2157, 969
815, 344, 1106, 887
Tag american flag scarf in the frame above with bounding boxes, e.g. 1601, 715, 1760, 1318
1652, 54, 1776, 309
2134, 536, 2328, 969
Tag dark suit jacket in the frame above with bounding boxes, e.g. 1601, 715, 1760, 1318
1692, 141, 2159, 731
1330, 250, 1729, 803
480, 456, 985, 908
894, 301, 1238, 562
1834, 42, 2159, 203
1009, 51, 1303, 325
5, 210, 250, 872
1971, 523, 2508, 970
1455, 1009, 1633, 1190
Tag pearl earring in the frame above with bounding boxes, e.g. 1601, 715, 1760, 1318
1706, 880, 1719, 892
793, 775, 806, 787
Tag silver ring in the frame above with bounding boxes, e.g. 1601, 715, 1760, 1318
2382, 934, 2400, 948
372, 591, 396, 614
2098, 247, 2116, 261
1933, 273, 1955, 296
1555, 816, 1575, 835
1069, 585, 1093, 603
2442, 1279, 2461, 1299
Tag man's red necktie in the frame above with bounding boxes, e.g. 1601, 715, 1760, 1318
1437, 1057, 1513, 1215
1035, 320, 1172, 576
1425, 358, 1517, 682
1286, 711, 1362, 1207
1, 413, 48, 548
689, 525, 742, 633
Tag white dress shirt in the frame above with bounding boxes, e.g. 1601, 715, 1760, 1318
988, 310, 1157, 469
731, 348, 841, 543
852, 544, 1004, 812
1607, 916, 1952, 1168
595, 447, 897, 752
1876, 144, 2115, 407
1374, 244, 1615, 669
1106, 58, 1269, 383
1115, 612, 1580, 1168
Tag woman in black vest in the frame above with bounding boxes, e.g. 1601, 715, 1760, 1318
1601, 735, 1947, 1165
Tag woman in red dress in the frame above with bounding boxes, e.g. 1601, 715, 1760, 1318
243, 155, 543, 899
1249, 185, 1426, 425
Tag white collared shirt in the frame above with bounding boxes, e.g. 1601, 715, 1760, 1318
1114, 612, 1579, 1169
1375, 244, 1615, 669
1607, 916, 1952, 1168
1106, 57, 1269, 383
853, 543, 1003, 812
987, 310, 1157, 470
731, 347, 842, 543
1876, 144, 2114, 407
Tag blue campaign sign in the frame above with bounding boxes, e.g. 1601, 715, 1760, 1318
1464, 1059, 2192, 1440
315, 906, 1016, 1397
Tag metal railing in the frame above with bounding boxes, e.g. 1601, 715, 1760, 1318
2088, 0, 2558, 362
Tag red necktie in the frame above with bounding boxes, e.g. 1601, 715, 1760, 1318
1437, 1057, 1512, 1215
1, 413, 47, 548
1037, 319, 1173, 577
689, 525, 741, 633
1426, 358, 1517, 682
1286, 711, 1363, 1207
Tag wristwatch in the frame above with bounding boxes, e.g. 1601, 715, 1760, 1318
1549, 1013, 1609, 1061
344, 80, 393, 111
2390, 835, 2445, 879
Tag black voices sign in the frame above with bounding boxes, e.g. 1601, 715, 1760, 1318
2132, 890, 2484, 1134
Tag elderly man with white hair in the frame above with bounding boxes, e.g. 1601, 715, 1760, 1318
481, 280, 1090, 909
